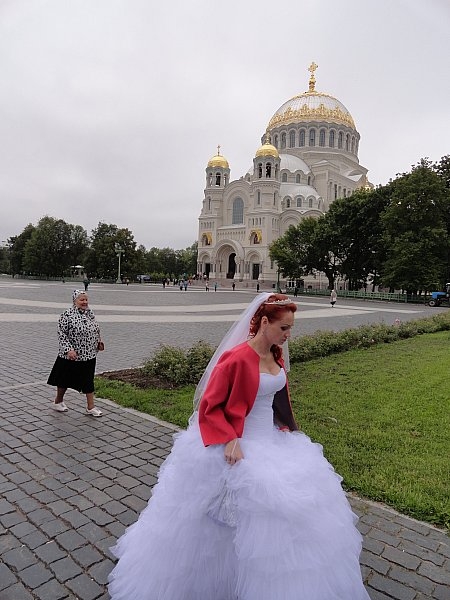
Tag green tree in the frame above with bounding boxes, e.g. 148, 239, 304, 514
145, 247, 164, 275
381, 160, 450, 292
84, 223, 137, 280
9, 224, 35, 276
23, 217, 75, 277
325, 187, 390, 290
269, 217, 341, 289
176, 241, 198, 277
133, 244, 149, 277
67, 225, 89, 270
433, 154, 450, 189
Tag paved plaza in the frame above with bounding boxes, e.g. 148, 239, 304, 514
0, 280, 448, 599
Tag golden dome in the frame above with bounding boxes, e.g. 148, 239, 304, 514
267, 62, 356, 130
255, 134, 279, 158
207, 146, 229, 168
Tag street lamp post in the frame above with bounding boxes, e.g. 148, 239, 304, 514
115, 243, 124, 284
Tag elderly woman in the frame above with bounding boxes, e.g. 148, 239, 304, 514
47, 289, 104, 417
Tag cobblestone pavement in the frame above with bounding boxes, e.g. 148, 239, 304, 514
0, 280, 448, 599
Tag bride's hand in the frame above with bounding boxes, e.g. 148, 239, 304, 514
224, 439, 244, 464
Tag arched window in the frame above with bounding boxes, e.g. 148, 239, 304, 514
282, 173, 288, 182
308, 197, 313, 208
274, 134, 278, 148
296, 174, 301, 183
319, 129, 326, 147
338, 131, 343, 149
299, 129, 305, 146
289, 130, 296, 148
307, 175, 311, 185
207, 197, 211, 210
285, 198, 291, 208
208, 172, 213, 186
309, 129, 316, 146
258, 163, 263, 179
232, 198, 244, 224
345, 134, 350, 151
281, 132, 286, 148
257, 190, 261, 205
265, 162, 272, 178
351, 136, 355, 153
215, 172, 221, 186
329, 130, 335, 148
296, 197, 302, 207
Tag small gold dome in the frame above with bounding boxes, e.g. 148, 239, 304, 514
255, 141, 279, 159
207, 146, 229, 169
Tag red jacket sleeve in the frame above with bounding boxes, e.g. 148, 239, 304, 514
199, 364, 238, 445
198, 344, 261, 446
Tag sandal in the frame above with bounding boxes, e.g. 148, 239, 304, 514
86, 407, 103, 417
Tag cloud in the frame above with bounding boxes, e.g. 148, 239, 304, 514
0, 0, 449, 249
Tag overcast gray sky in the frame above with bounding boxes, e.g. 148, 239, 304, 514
0, 0, 449, 250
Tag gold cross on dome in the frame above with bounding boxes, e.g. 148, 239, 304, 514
308, 61, 318, 92
217, 144, 221, 156
308, 61, 318, 76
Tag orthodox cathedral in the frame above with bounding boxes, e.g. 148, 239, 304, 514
197, 63, 370, 286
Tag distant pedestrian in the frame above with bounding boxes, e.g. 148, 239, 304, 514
83, 277, 90, 291
256, 283, 260, 292
294, 285, 299, 297
184, 280, 188, 291
205, 281, 209, 292
214, 282, 217, 292
232, 282, 236, 291
330, 289, 337, 307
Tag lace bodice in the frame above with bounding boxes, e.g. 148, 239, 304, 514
243, 369, 286, 438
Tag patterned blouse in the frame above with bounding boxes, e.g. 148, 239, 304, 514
57, 306, 101, 361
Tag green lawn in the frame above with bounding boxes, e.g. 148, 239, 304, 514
95, 331, 450, 528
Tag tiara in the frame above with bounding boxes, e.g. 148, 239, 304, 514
263, 298, 294, 305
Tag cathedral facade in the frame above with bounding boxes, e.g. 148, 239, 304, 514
197, 64, 369, 286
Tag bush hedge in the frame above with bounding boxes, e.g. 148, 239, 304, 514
141, 312, 450, 386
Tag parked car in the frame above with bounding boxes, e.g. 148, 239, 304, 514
136, 274, 151, 283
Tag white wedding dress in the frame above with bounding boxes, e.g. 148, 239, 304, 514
109, 369, 370, 599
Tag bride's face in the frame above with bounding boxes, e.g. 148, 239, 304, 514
262, 311, 295, 346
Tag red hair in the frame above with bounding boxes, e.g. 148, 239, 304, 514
249, 294, 297, 361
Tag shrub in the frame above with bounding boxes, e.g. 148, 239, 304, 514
141, 340, 214, 386
142, 313, 450, 385
141, 345, 188, 385
185, 340, 214, 383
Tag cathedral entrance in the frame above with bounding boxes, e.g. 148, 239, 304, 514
252, 263, 260, 280
227, 253, 236, 279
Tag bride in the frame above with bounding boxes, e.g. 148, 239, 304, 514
108, 293, 370, 599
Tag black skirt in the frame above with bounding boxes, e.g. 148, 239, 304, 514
47, 356, 96, 394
